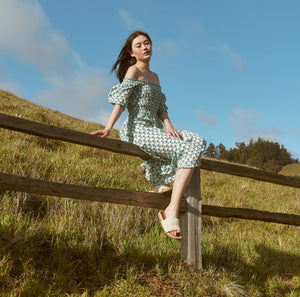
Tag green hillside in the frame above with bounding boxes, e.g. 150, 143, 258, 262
0, 89, 300, 297
280, 163, 300, 177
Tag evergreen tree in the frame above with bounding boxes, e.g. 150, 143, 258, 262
216, 143, 226, 159
203, 142, 217, 158
204, 138, 298, 173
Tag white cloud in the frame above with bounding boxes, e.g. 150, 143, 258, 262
35, 55, 110, 121
229, 108, 290, 143
218, 43, 246, 70
230, 108, 260, 123
229, 108, 300, 159
195, 109, 218, 126
260, 127, 284, 141
91, 109, 123, 130
229, 108, 262, 141
118, 9, 144, 30
0, 0, 111, 123
229, 109, 300, 158
0, 0, 68, 73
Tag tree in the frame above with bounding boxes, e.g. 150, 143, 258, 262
216, 143, 226, 159
204, 142, 217, 158
201, 138, 297, 173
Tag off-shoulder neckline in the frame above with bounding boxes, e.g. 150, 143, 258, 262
123, 78, 161, 87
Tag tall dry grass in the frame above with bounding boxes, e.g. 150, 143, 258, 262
0, 90, 299, 296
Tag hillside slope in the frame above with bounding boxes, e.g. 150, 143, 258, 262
0, 89, 147, 190
0, 90, 299, 297
280, 163, 300, 177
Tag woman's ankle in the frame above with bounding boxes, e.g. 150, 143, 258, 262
153, 185, 172, 193
164, 206, 178, 219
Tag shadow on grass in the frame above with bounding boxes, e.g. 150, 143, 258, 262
0, 223, 180, 296
1, 206, 298, 296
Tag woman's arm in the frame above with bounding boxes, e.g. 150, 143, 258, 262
90, 104, 124, 138
158, 111, 181, 139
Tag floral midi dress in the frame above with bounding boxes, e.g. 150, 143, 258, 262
108, 78, 207, 185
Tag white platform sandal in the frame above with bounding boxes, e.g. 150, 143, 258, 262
158, 210, 182, 240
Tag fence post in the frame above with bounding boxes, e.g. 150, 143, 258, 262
180, 166, 202, 270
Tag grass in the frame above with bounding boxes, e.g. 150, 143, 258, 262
0, 89, 300, 296
280, 163, 300, 177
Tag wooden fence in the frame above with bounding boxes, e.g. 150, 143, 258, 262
1, 112, 300, 270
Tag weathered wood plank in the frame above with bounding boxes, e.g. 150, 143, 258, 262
0, 172, 299, 225
0, 112, 149, 159
201, 158, 300, 189
181, 167, 202, 270
2, 113, 300, 189
202, 204, 300, 226
0, 172, 186, 211
2, 112, 299, 274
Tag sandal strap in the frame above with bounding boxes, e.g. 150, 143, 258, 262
161, 217, 181, 233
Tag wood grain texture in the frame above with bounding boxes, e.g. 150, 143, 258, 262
181, 168, 202, 270
3, 113, 300, 272
202, 205, 300, 226
201, 158, 300, 188
2, 113, 300, 188
0, 172, 299, 226
0, 113, 149, 159
0, 172, 186, 211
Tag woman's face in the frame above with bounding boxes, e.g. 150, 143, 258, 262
130, 35, 152, 62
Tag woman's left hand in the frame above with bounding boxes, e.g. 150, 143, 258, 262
166, 126, 182, 139
90, 128, 111, 138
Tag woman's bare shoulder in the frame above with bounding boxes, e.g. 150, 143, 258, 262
151, 72, 160, 85
125, 66, 160, 85
125, 65, 139, 79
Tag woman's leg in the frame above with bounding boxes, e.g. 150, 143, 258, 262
164, 167, 194, 237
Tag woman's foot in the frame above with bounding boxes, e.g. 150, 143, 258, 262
157, 210, 182, 240
164, 207, 181, 237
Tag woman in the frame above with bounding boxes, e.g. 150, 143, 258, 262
90, 31, 206, 240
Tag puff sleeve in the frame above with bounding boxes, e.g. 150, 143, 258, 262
108, 81, 136, 109
157, 92, 168, 115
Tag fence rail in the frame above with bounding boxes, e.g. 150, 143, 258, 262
1, 112, 300, 270
1, 172, 299, 226
1, 113, 300, 189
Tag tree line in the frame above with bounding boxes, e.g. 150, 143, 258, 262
203, 137, 299, 173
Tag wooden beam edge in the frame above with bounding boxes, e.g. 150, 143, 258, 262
200, 158, 300, 189
0, 113, 149, 159
1, 113, 300, 188
202, 204, 300, 226
0, 171, 185, 211
0, 172, 299, 226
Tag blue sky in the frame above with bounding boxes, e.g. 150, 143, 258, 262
1, 0, 299, 159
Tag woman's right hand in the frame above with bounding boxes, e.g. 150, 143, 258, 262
90, 128, 111, 138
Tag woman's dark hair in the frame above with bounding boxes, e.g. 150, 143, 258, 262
112, 31, 152, 83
